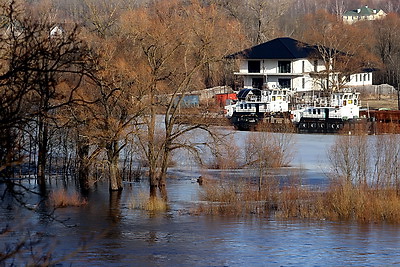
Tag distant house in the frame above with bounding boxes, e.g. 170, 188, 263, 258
343, 6, 386, 24
50, 25, 64, 37
227, 37, 373, 92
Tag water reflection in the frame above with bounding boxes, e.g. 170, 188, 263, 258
4, 133, 400, 265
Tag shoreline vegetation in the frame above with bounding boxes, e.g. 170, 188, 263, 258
193, 178, 400, 223
189, 122, 400, 224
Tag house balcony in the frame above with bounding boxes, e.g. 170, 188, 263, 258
234, 71, 304, 76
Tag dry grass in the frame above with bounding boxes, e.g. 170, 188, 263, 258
129, 191, 168, 212
196, 179, 278, 216
362, 95, 398, 110
49, 189, 87, 208
196, 177, 400, 223
323, 183, 400, 223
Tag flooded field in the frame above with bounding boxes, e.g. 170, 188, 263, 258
2, 131, 400, 266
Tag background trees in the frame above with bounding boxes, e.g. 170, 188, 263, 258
3, 0, 400, 199
297, 10, 378, 93
372, 13, 400, 105
0, 1, 93, 192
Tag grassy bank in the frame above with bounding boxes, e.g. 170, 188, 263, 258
195, 179, 400, 223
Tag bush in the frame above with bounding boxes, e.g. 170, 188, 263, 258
49, 189, 87, 208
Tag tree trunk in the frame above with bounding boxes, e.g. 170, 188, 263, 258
107, 141, 123, 192
158, 145, 170, 201
37, 114, 48, 194
148, 93, 158, 199
77, 136, 90, 193
0, 128, 15, 178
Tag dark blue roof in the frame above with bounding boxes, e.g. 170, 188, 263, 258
227, 37, 320, 59
237, 89, 252, 100
237, 88, 261, 100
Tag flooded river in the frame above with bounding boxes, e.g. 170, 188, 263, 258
2, 131, 400, 266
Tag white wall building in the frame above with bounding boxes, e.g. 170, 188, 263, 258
343, 6, 387, 24
228, 37, 373, 92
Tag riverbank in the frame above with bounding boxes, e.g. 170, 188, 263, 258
194, 178, 400, 223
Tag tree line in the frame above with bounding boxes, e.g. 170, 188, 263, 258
2, 0, 400, 199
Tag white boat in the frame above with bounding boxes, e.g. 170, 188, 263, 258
225, 87, 292, 130
290, 89, 361, 133
225, 88, 361, 133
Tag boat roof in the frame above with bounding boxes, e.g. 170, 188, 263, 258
237, 88, 261, 100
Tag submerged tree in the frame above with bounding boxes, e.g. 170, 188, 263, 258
119, 0, 246, 199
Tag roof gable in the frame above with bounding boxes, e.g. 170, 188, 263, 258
227, 37, 320, 60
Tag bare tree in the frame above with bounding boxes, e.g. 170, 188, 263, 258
120, 0, 245, 199
0, 1, 94, 193
299, 10, 378, 93
245, 128, 295, 191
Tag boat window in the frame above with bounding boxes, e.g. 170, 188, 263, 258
344, 95, 348, 99
240, 104, 243, 109
348, 100, 352, 104
308, 109, 312, 114
313, 109, 316, 114
277, 96, 281, 100
317, 109, 321, 115
354, 99, 357, 105
272, 96, 276, 101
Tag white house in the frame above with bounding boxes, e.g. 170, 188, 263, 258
343, 6, 386, 24
228, 37, 373, 92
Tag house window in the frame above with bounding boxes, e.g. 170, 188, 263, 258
278, 78, 291, 88
248, 61, 260, 73
278, 61, 291, 73
252, 77, 264, 89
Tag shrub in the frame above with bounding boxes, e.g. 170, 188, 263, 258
129, 191, 168, 212
49, 189, 87, 208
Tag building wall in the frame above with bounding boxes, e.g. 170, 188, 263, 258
238, 58, 324, 74
347, 72, 373, 86
237, 58, 372, 91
